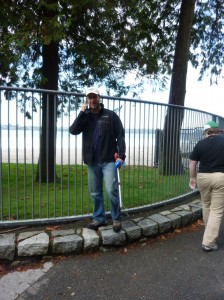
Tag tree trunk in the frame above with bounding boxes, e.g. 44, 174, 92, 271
36, 42, 59, 182
160, 0, 196, 175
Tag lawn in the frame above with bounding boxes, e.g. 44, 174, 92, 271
0, 163, 191, 221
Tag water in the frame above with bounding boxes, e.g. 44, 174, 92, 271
1, 128, 196, 165
1, 128, 157, 165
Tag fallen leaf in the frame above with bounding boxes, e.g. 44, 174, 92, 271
46, 225, 60, 231
160, 235, 167, 240
174, 228, 182, 233
197, 219, 204, 226
131, 273, 137, 279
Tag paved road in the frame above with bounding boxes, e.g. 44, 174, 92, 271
3, 219, 221, 300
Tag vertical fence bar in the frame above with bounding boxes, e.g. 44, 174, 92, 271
15, 92, 19, 219
59, 94, 63, 217
46, 93, 49, 217
31, 92, 35, 219
127, 100, 132, 208
38, 92, 42, 219
54, 93, 57, 217
121, 99, 126, 207
67, 95, 71, 216
7, 93, 11, 220
73, 100, 78, 216
23, 91, 27, 219
0, 91, 2, 221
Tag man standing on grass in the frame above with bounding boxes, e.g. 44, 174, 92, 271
69, 87, 126, 232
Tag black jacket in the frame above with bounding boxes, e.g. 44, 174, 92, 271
69, 104, 126, 165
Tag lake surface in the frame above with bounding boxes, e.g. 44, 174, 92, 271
1, 128, 157, 165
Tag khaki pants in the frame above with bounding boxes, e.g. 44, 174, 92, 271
197, 173, 224, 247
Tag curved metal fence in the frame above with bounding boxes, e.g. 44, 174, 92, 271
0, 86, 223, 227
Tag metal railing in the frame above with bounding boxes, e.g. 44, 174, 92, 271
0, 86, 223, 227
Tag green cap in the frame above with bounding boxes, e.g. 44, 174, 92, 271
204, 121, 218, 130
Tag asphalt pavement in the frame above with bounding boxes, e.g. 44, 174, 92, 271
11, 217, 224, 300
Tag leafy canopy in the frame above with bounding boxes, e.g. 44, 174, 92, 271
0, 0, 224, 95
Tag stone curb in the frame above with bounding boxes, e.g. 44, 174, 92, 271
0, 199, 202, 261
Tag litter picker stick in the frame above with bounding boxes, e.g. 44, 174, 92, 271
117, 167, 123, 208
114, 153, 124, 208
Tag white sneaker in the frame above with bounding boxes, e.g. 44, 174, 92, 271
202, 244, 218, 251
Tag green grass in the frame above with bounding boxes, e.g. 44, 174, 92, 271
0, 163, 190, 221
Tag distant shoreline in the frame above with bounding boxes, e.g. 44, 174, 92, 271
1, 126, 156, 134
1, 146, 155, 166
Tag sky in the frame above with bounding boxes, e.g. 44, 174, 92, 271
139, 64, 224, 118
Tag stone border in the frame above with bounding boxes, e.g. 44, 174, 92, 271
0, 199, 202, 261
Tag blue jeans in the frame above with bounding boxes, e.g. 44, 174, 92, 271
88, 162, 121, 223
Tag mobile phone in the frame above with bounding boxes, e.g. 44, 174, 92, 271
83, 101, 89, 112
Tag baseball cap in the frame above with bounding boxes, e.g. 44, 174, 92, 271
203, 120, 218, 131
86, 87, 99, 96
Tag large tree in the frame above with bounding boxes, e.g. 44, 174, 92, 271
0, 0, 178, 182
160, 0, 196, 175
160, 0, 224, 175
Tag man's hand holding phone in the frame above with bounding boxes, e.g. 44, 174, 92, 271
82, 102, 89, 112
